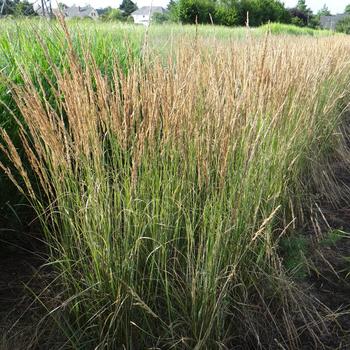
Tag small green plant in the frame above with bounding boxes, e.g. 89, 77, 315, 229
280, 235, 308, 279
320, 229, 345, 246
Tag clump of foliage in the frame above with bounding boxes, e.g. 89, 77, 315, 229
168, 0, 327, 28
320, 229, 345, 246
345, 4, 350, 15
280, 235, 308, 279
0, 0, 36, 16
336, 16, 350, 34
167, 0, 179, 22
214, 4, 237, 26
119, 0, 137, 18
236, 0, 290, 26
151, 11, 170, 24
176, 0, 290, 26
287, 1, 333, 29
99, 1, 137, 23
100, 8, 124, 22
178, 0, 216, 24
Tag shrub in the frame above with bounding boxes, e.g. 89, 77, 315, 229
289, 7, 308, 26
152, 12, 170, 24
119, 0, 138, 17
236, 0, 290, 26
101, 8, 124, 22
336, 16, 350, 34
178, 0, 216, 24
168, 0, 179, 22
214, 5, 238, 26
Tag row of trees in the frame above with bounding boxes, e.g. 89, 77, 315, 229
2, 0, 350, 31
100, 0, 350, 28
170, 0, 289, 26
167, 0, 338, 27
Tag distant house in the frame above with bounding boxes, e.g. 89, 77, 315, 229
131, 6, 167, 26
64, 5, 98, 19
320, 14, 349, 30
96, 8, 110, 17
37, 4, 99, 20
35, 3, 54, 18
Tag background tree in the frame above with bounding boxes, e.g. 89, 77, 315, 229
255, 0, 290, 25
167, 0, 179, 22
236, 0, 290, 27
336, 16, 350, 33
152, 11, 170, 23
174, 0, 291, 26
297, 0, 312, 22
119, 0, 137, 17
0, 0, 36, 16
0, 0, 16, 15
345, 4, 350, 14
312, 4, 331, 28
296, 0, 307, 12
101, 8, 124, 21
317, 4, 331, 16
14, 0, 36, 16
289, 0, 315, 27
288, 7, 308, 26
214, 1, 238, 26
178, 0, 215, 24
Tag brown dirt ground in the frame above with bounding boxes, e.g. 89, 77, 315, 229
299, 158, 350, 349
0, 216, 59, 350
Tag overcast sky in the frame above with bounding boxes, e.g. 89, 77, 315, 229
283, 0, 348, 14
48, 0, 349, 14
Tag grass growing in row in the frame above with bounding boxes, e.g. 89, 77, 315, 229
0, 20, 336, 132
0, 21, 348, 348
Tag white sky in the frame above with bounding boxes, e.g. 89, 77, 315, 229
47, 0, 349, 14
283, 0, 348, 14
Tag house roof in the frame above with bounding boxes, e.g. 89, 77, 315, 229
35, 5, 52, 17
320, 14, 349, 29
96, 8, 109, 16
65, 5, 97, 18
36, 4, 98, 18
132, 6, 166, 16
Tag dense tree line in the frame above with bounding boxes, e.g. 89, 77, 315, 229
3, 0, 350, 33
177, 0, 291, 26
169, 0, 304, 26
166, 0, 350, 28
98, 0, 350, 28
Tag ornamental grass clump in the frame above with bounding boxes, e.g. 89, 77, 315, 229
1, 24, 350, 348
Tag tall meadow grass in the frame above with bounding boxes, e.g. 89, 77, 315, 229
0, 20, 349, 348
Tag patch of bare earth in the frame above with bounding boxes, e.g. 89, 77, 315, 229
0, 218, 59, 350
300, 156, 350, 349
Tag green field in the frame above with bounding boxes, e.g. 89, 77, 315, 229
0, 20, 349, 349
